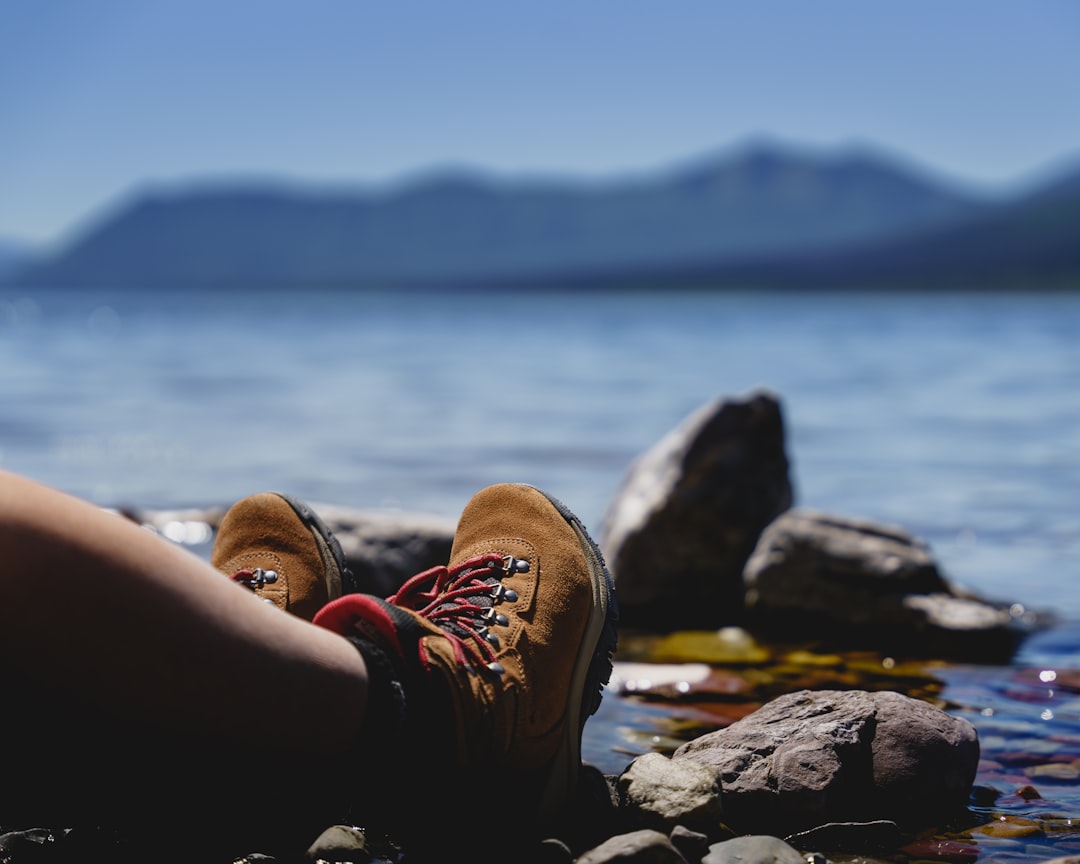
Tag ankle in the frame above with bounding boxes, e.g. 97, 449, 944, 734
346, 634, 407, 745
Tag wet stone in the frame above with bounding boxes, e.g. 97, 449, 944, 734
648, 628, 771, 666
898, 838, 981, 862
970, 784, 1004, 806
974, 815, 1045, 838
1027, 763, 1080, 781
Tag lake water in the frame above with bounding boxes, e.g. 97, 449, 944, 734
4, 286, 1080, 855
3, 286, 1077, 618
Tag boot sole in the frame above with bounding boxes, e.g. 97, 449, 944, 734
274, 493, 356, 600
523, 485, 619, 827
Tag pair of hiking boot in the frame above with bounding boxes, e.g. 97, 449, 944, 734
212, 483, 618, 834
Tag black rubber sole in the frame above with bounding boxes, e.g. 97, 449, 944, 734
528, 486, 619, 727
275, 493, 357, 597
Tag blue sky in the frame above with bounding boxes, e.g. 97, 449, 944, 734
3, 1, 1079, 247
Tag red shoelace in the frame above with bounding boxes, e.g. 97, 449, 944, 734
388, 553, 524, 670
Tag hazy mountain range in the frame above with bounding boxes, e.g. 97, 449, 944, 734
6, 142, 1079, 291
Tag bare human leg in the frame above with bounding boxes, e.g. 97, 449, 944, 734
0, 469, 369, 856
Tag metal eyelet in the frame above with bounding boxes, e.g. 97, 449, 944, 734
490, 584, 519, 603
481, 608, 509, 627
253, 568, 278, 586
502, 555, 530, 575
235, 568, 278, 589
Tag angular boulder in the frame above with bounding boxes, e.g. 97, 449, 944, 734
673, 689, 980, 836
599, 391, 793, 630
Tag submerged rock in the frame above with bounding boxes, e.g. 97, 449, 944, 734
599, 391, 793, 630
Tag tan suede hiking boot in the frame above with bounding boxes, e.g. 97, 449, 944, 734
313, 483, 618, 832
212, 492, 353, 621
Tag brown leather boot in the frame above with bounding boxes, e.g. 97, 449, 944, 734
212, 492, 352, 621
313, 483, 618, 833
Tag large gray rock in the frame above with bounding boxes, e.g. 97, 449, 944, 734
673, 689, 979, 836
599, 391, 793, 630
742, 509, 1029, 660
745, 508, 948, 601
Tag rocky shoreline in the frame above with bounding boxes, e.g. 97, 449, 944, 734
2, 391, 1057, 863
0, 683, 990, 864
131, 390, 1047, 662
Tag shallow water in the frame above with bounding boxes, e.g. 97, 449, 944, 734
577, 622, 1080, 862
3, 288, 1077, 563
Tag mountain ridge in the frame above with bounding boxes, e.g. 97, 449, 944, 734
8, 141, 1000, 291
644, 162, 1080, 291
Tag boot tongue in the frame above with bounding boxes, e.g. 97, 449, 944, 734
431, 565, 499, 643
